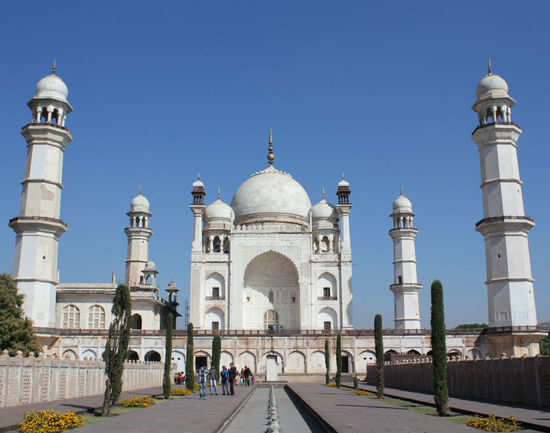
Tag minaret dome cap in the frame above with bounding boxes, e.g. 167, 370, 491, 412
476, 73, 509, 99
130, 193, 150, 213
392, 194, 413, 213
35, 71, 69, 104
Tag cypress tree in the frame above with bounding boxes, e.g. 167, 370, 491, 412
102, 284, 132, 415
431, 280, 450, 416
324, 339, 330, 385
212, 335, 221, 383
185, 323, 195, 391
335, 334, 342, 388
0, 274, 40, 356
374, 314, 384, 398
163, 312, 173, 399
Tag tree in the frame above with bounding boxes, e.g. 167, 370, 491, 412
185, 323, 194, 391
431, 280, 450, 416
455, 323, 488, 329
211, 335, 221, 383
374, 314, 384, 398
163, 312, 173, 399
540, 333, 550, 355
102, 284, 132, 415
335, 334, 342, 388
324, 339, 330, 385
0, 274, 40, 357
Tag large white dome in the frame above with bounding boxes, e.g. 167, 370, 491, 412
231, 165, 311, 223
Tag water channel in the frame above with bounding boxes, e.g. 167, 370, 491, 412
222, 385, 325, 433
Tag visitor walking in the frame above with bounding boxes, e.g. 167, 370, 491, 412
208, 364, 218, 395
198, 365, 208, 399
221, 365, 229, 395
244, 366, 252, 386
228, 363, 237, 395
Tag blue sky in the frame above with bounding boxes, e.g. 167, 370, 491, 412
0, 1, 548, 329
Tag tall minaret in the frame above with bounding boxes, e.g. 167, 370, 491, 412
472, 62, 540, 354
125, 192, 152, 287
9, 63, 73, 328
389, 190, 421, 330
336, 175, 353, 328
189, 175, 206, 327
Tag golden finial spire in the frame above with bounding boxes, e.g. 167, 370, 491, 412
267, 128, 274, 166
52, 58, 57, 74
322, 186, 326, 200
217, 186, 221, 200
488, 57, 492, 75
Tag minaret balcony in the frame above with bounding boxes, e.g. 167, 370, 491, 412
390, 283, 422, 293
475, 215, 535, 235
9, 216, 67, 236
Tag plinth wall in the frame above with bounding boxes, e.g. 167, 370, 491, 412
0, 350, 163, 408
366, 356, 550, 408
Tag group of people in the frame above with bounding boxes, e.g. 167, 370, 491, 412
197, 363, 254, 399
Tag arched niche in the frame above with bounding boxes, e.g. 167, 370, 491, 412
144, 350, 161, 362
206, 272, 225, 298
318, 272, 337, 298
205, 307, 225, 330
127, 350, 140, 361
130, 314, 142, 330
81, 349, 97, 360
287, 351, 306, 374
318, 307, 337, 330
243, 251, 299, 330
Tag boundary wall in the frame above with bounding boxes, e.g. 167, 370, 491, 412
0, 350, 163, 408
366, 356, 550, 408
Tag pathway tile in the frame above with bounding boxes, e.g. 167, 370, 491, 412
289, 383, 474, 433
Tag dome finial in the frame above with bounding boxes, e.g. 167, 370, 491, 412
400, 184, 403, 195
267, 128, 275, 166
197, 173, 201, 180
217, 185, 221, 200
139, 184, 142, 194
52, 58, 56, 74
488, 57, 492, 75
322, 186, 326, 200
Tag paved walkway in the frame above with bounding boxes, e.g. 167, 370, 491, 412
354, 382, 550, 430
0, 386, 161, 432
74, 385, 254, 433
288, 383, 483, 433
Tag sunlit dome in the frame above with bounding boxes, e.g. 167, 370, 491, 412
231, 165, 311, 224
130, 193, 150, 213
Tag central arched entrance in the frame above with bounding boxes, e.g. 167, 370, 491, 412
243, 251, 299, 330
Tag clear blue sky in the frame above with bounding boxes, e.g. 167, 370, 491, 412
0, 1, 548, 329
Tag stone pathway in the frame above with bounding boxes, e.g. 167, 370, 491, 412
73, 385, 254, 433
288, 383, 479, 433
355, 382, 550, 431
0, 386, 161, 432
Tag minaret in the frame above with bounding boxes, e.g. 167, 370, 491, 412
336, 174, 353, 328
189, 175, 206, 327
472, 61, 541, 355
124, 192, 152, 287
389, 190, 422, 330
9, 63, 73, 327
190, 175, 206, 252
